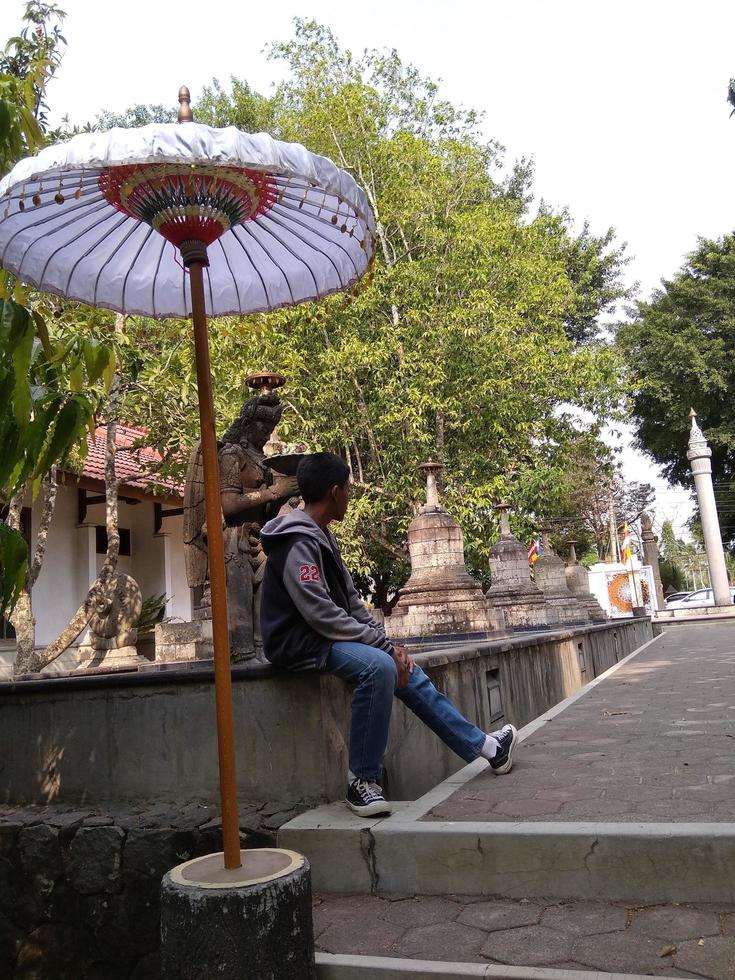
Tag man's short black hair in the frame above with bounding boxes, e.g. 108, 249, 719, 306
297, 452, 350, 503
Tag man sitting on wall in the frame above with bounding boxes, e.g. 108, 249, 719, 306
260, 452, 518, 817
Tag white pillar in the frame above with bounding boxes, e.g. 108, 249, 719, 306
687, 409, 731, 607
162, 534, 174, 617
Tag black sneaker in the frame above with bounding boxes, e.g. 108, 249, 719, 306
489, 724, 518, 774
346, 777, 392, 817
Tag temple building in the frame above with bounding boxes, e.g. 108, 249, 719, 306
0, 424, 191, 676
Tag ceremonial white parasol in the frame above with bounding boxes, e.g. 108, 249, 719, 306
0, 88, 375, 869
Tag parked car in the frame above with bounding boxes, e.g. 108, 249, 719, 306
665, 588, 735, 610
664, 592, 691, 604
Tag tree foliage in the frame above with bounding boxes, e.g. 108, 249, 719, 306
0, 4, 114, 617
1, 16, 629, 612
540, 431, 654, 560
617, 233, 735, 546
117, 20, 628, 599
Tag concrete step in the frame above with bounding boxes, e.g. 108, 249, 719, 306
315, 953, 680, 980
281, 801, 735, 903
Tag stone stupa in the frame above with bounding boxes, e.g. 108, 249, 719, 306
485, 504, 550, 630
534, 530, 589, 626
564, 541, 607, 622
387, 462, 504, 641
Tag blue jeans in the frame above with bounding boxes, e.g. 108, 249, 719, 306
324, 641, 486, 781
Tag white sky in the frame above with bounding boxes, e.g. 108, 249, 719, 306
4, 0, 734, 537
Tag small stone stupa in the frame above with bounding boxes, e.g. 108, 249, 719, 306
485, 504, 550, 630
565, 541, 607, 622
534, 530, 589, 625
387, 462, 503, 641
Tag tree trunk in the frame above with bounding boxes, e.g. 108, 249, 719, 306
5, 495, 34, 671
9, 592, 34, 673
11, 470, 58, 675
32, 316, 124, 673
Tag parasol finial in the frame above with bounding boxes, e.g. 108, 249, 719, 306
178, 86, 194, 123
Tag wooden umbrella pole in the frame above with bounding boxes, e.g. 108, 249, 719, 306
184, 243, 241, 870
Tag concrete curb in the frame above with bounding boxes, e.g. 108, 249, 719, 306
315, 952, 680, 980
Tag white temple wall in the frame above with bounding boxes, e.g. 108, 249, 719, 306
1, 483, 192, 665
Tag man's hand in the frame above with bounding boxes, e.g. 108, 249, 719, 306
271, 475, 299, 500
392, 645, 415, 689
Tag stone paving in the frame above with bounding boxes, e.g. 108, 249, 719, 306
313, 893, 735, 978
427, 625, 735, 823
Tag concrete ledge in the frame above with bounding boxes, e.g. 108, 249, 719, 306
315, 953, 679, 980
0, 619, 651, 811
281, 813, 735, 903
654, 611, 735, 629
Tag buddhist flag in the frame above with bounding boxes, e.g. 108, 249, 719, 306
621, 523, 632, 563
528, 537, 542, 565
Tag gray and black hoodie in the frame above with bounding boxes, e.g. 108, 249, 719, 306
259, 510, 394, 670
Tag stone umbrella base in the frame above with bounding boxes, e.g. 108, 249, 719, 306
160, 848, 315, 980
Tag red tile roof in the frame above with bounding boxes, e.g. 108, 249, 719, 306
79, 424, 183, 498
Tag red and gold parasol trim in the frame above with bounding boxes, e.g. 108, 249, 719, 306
98, 163, 278, 247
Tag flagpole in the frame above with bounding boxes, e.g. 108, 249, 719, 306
608, 493, 619, 563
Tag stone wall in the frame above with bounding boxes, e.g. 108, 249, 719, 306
0, 801, 261, 980
0, 619, 651, 979
0, 619, 651, 812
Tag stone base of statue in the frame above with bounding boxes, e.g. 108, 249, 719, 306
565, 544, 607, 622
565, 580, 607, 622
386, 463, 504, 642
542, 596, 589, 627
160, 849, 316, 980
76, 640, 146, 672
487, 590, 550, 631
154, 619, 214, 664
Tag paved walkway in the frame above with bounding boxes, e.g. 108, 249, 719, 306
314, 893, 735, 978
311, 626, 735, 978
427, 625, 735, 823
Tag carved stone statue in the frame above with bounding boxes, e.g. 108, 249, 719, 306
183, 373, 299, 662
77, 573, 144, 671
88, 574, 143, 650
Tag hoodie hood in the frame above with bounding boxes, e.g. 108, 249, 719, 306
260, 509, 333, 555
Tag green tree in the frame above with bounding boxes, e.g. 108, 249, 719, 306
112, 21, 627, 604
617, 233, 735, 545
0, 3, 113, 624
538, 431, 654, 560
659, 518, 711, 592
96, 103, 176, 129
